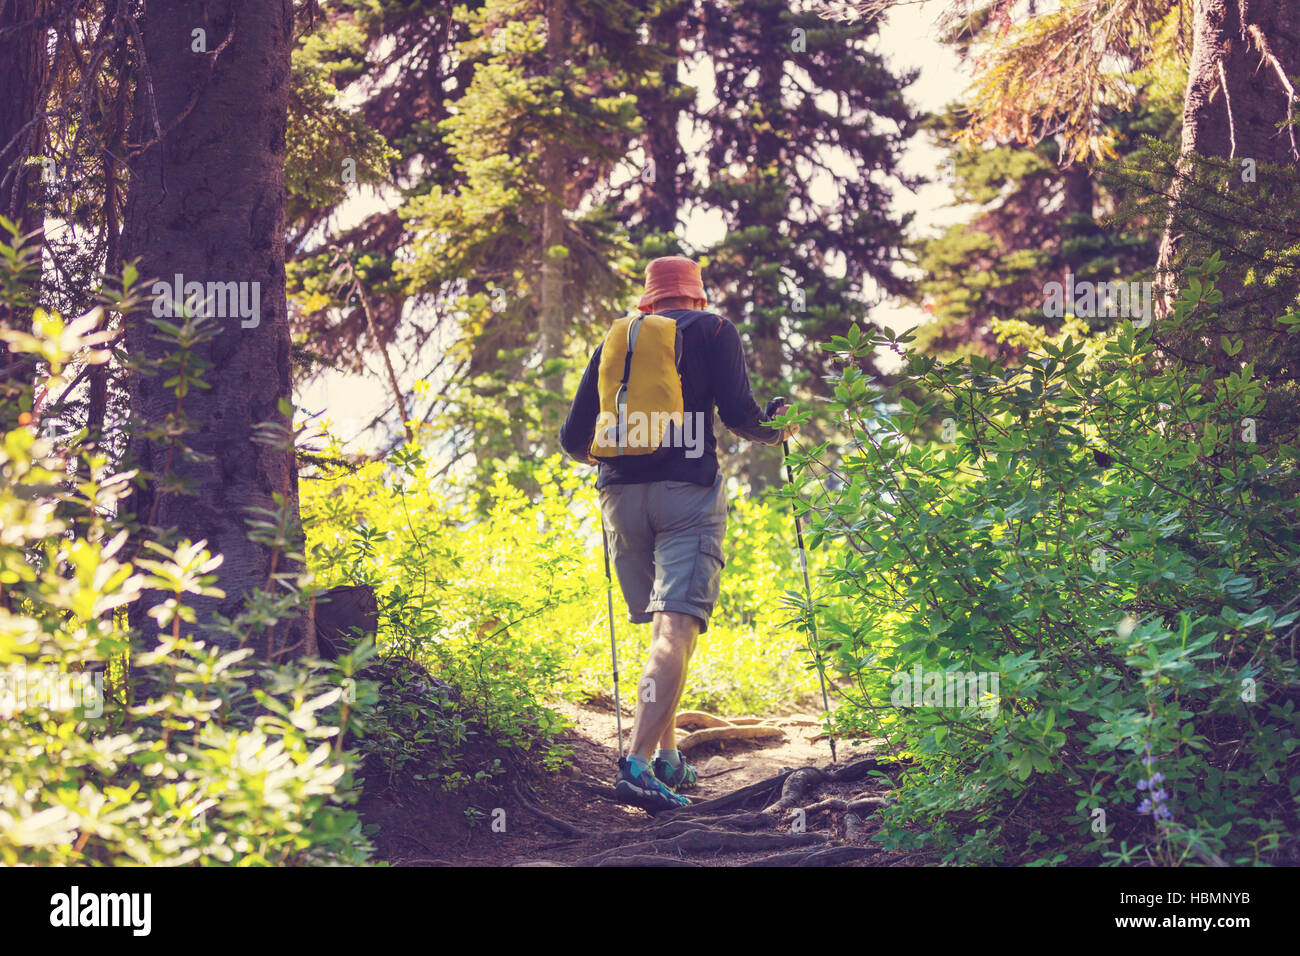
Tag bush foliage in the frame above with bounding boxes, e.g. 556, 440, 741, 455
6, 211, 1297, 866
0, 241, 372, 864
796, 254, 1300, 864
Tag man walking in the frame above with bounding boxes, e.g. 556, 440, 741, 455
560, 255, 795, 811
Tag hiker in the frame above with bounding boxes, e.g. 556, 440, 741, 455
560, 255, 797, 812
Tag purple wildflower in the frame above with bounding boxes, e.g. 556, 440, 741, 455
1135, 750, 1174, 823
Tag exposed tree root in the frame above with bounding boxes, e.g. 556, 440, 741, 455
596, 855, 702, 867
798, 794, 889, 819
826, 756, 898, 782
510, 778, 587, 839
763, 766, 826, 814
577, 828, 828, 866
670, 769, 794, 816
673, 710, 818, 730
579, 781, 621, 802
597, 812, 772, 842
511, 751, 905, 867
844, 813, 866, 840
742, 845, 876, 867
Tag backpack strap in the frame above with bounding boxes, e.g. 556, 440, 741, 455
614, 314, 646, 455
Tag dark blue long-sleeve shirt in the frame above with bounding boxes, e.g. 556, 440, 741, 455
559, 309, 781, 488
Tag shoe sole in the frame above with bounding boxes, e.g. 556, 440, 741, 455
613, 779, 690, 814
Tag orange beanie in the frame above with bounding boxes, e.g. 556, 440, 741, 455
637, 256, 707, 312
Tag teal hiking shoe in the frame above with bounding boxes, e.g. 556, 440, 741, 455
653, 753, 698, 792
614, 756, 690, 813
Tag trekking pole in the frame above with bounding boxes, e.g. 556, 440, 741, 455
600, 511, 625, 759
766, 397, 837, 763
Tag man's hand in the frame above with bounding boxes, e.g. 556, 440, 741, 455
765, 397, 800, 441
772, 403, 799, 440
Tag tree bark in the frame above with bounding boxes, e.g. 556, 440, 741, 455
122, 0, 301, 655
1157, 0, 1300, 303
1182, 0, 1300, 166
0, 0, 47, 237
537, 0, 568, 402
0, 0, 50, 415
742, 26, 787, 493
641, 0, 687, 237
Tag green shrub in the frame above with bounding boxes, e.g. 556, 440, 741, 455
0, 229, 370, 865
299, 445, 826, 750
800, 254, 1300, 865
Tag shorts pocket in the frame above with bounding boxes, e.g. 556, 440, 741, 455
687, 535, 726, 608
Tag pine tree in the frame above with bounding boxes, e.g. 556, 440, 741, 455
912, 82, 1180, 360
622, 0, 690, 254
1137, 0, 1300, 445
688, 0, 920, 486
398, 0, 653, 480
284, 0, 459, 425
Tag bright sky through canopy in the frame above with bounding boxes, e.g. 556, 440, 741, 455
299, 1, 968, 450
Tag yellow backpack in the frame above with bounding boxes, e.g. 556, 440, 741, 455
589, 312, 685, 462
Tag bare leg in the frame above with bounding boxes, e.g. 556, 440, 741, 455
658, 623, 697, 751
628, 610, 699, 761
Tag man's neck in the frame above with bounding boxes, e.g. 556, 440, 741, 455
652, 298, 703, 311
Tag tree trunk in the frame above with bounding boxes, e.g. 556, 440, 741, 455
89, 27, 133, 454
0, 0, 47, 237
537, 0, 568, 404
0, 0, 50, 416
1152, 0, 1300, 446
122, 0, 301, 655
1182, 0, 1299, 166
1157, 0, 1300, 304
641, 0, 687, 237
742, 31, 787, 493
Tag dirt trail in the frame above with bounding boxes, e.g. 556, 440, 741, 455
363, 699, 919, 867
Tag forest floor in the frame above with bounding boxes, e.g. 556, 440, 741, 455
359, 698, 927, 867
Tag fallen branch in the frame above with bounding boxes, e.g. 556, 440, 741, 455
677, 724, 785, 754
675, 710, 733, 730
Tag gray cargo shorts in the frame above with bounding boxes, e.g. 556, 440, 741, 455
599, 474, 728, 633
